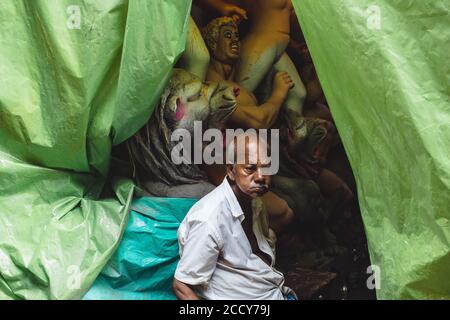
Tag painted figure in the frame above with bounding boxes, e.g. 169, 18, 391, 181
200, 17, 352, 225
178, 0, 247, 81
203, 17, 294, 130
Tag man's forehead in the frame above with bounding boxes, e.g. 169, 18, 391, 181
234, 138, 271, 164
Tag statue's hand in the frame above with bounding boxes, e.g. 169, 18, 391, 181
218, 3, 248, 23
273, 71, 294, 101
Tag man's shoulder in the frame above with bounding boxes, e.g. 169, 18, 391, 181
184, 184, 230, 223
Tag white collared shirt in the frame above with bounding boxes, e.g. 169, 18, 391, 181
175, 178, 293, 300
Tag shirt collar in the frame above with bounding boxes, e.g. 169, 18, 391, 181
221, 177, 244, 219
221, 178, 264, 220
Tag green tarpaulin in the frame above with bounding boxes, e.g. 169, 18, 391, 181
0, 0, 191, 299
0, 0, 448, 300
293, 0, 450, 299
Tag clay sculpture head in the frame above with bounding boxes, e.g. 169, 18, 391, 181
161, 68, 237, 132
202, 17, 240, 65
128, 68, 237, 191
281, 109, 331, 169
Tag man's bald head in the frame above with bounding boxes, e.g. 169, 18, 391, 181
225, 130, 273, 199
226, 131, 271, 166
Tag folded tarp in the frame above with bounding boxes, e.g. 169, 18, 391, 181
293, 0, 450, 299
0, 0, 191, 299
83, 197, 197, 300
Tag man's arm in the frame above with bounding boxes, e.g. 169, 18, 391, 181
174, 221, 222, 300
173, 278, 201, 300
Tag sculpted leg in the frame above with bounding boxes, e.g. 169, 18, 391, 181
235, 41, 278, 92
273, 52, 307, 114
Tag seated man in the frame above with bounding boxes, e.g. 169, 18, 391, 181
173, 133, 296, 300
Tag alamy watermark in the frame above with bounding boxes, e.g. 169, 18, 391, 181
366, 5, 381, 30
170, 121, 280, 175
367, 264, 381, 290
66, 265, 81, 290
66, 5, 81, 30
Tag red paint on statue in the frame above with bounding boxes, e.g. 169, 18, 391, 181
176, 98, 186, 121
233, 87, 240, 97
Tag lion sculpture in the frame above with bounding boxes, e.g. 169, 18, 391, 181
127, 69, 237, 198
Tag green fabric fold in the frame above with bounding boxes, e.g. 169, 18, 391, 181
0, 0, 192, 299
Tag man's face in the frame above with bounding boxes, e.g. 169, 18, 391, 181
230, 162, 271, 198
214, 24, 240, 64
227, 138, 272, 199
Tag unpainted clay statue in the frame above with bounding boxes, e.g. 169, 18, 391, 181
229, 0, 307, 114
177, 17, 211, 82
287, 13, 355, 210
202, 17, 294, 130
127, 69, 237, 199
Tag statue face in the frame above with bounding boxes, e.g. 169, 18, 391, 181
214, 25, 240, 64
164, 69, 237, 132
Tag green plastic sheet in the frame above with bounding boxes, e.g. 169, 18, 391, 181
293, 0, 450, 299
0, 0, 191, 299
